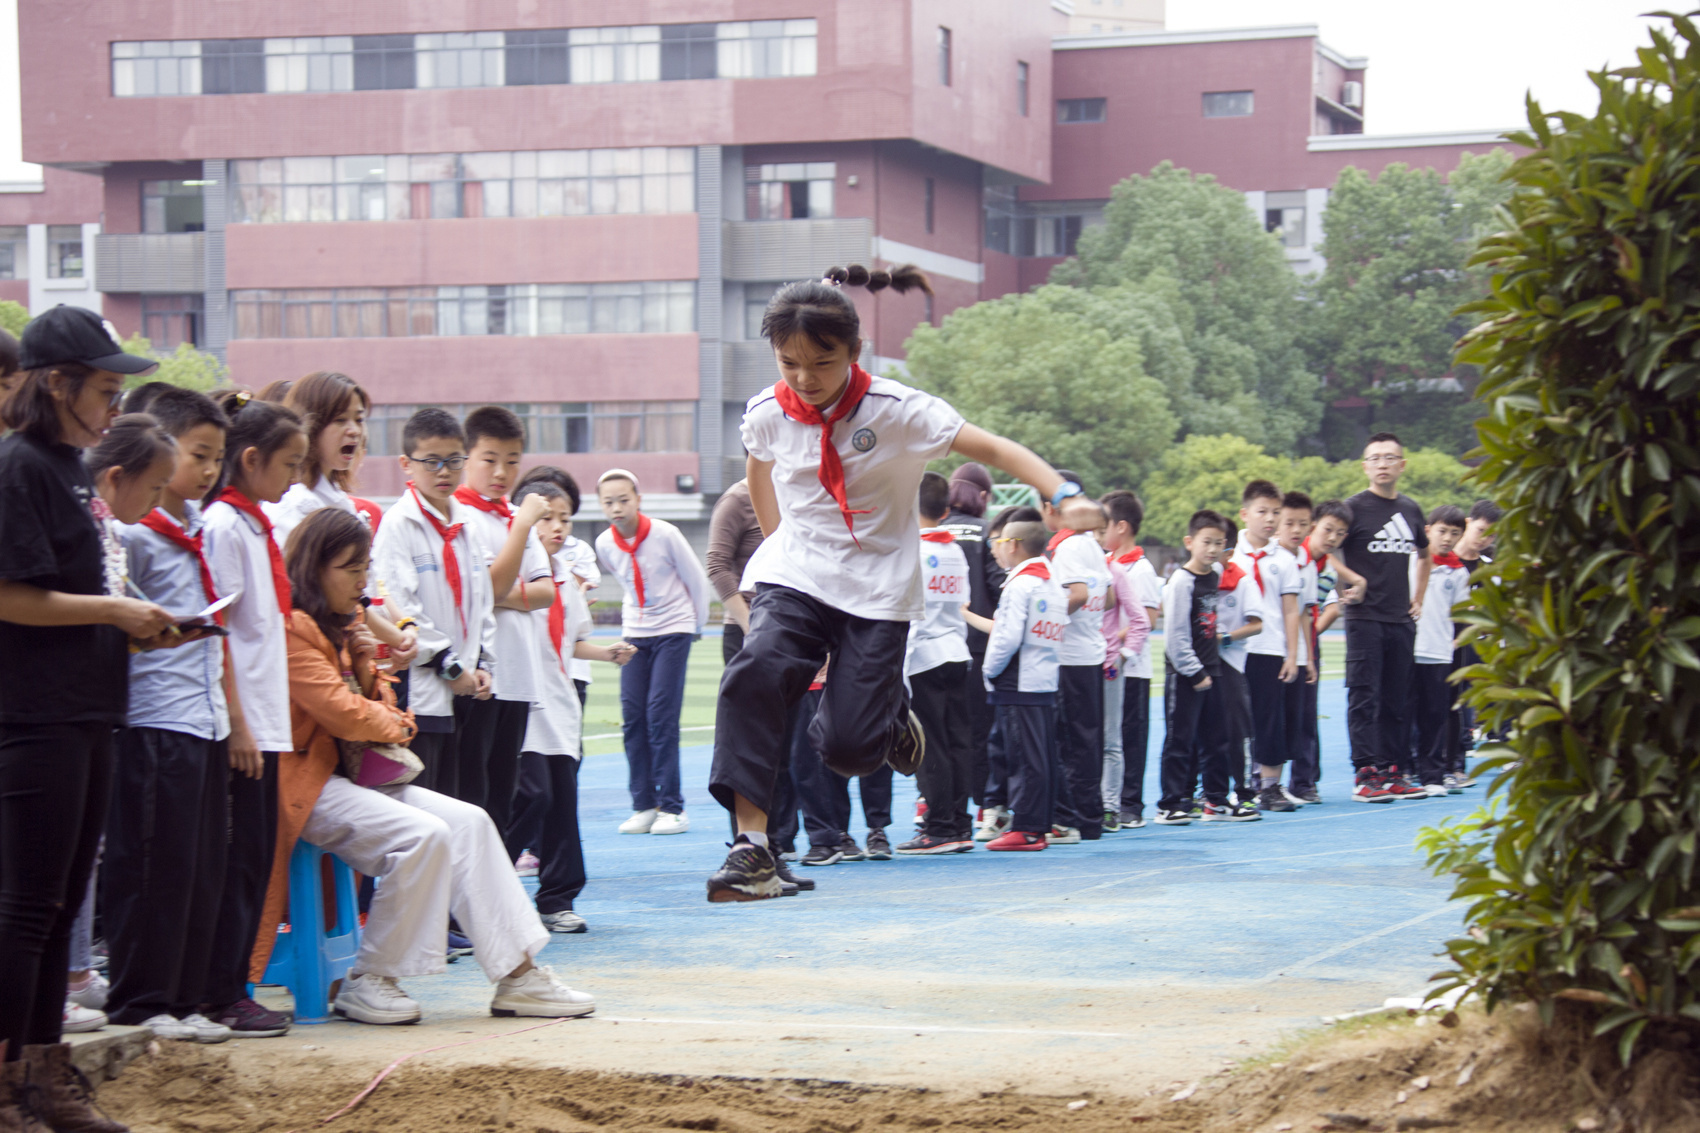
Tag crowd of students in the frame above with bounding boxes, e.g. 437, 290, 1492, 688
0, 273, 1497, 1128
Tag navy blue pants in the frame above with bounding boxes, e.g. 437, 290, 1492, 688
1345, 618, 1417, 771
1054, 665, 1105, 839
622, 632, 693, 814
1159, 666, 1230, 810
1245, 653, 1290, 768
998, 701, 1057, 834
1117, 676, 1151, 814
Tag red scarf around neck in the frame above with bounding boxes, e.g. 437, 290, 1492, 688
546, 573, 567, 672
772, 363, 874, 547
920, 530, 956, 544
1045, 529, 1075, 558
409, 484, 466, 635
610, 514, 653, 607
1246, 548, 1270, 595
454, 485, 514, 527
214, 487, 291, 617
1112, 546, 1145, 566
1016, 560, 1052, 582
1301, 537, 1329, 573
140, 509, 222, 625
1433, 552, 1463, 569
1220, 562, 1248, 591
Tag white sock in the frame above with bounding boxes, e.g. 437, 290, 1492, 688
740, 831, 770, 850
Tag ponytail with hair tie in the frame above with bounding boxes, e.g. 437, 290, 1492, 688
822, 263, 934, 297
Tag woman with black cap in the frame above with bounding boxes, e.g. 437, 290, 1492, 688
0, 306, 174, 1131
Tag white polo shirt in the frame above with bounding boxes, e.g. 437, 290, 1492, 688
463, 506, 553, 704
739, 376, 965, 622
905, 530, 971, 677
1048, 531, 1110, 667
1237, 538, 1303, 664
203, 500, 292, 752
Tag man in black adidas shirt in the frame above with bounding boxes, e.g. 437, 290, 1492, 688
1339, 433, 1430, 803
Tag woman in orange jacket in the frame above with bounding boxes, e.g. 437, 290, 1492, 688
260, 508, 596, 1025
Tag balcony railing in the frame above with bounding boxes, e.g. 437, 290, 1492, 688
722, 217, 872, 282
93, 232, 205, 293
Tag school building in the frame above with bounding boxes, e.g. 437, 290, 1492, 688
13, 0, 1510, 513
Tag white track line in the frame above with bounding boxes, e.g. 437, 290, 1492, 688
593, 1015, 1133, 1038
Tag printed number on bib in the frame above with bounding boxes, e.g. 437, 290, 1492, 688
927, 574, 963, 596
1030, 620, 1065, 642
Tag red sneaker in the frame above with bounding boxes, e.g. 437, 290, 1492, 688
1382, 766, 1427, 799
1352, 767, 1396, 804
986, 830, 1048, 851
913, 798, 929, 827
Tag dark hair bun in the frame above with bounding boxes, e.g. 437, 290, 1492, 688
844, 264, 871, 287
821, 262, 935, 297
824, 266, 850, 285
886, 263, 934, 296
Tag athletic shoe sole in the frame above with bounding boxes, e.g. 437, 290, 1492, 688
1152, 814, 1191, 826
894, 841, 974, 855
1201, 810, 1262, 822
800, 852, 844, 867
1351, 789, 1397, 804
491, 1000, 595, 1019
706, 880, 783, 902
333, 1004, 421, 1025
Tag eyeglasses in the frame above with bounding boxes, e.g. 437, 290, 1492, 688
1362, 454, 1403, 465
406, 455, 466, 472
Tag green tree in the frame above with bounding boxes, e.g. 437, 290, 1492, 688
1136, 433, 1471, 544
1305, 151, 1517, 458
0, 300, 26, 339
1052, 161, 1320, 453
1421, 15, 1700, 1070
905, 283, 1180, 493
120, 333, 227, 392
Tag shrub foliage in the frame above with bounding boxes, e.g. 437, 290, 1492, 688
1423, 15, 1700, 1062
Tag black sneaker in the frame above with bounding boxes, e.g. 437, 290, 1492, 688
1102, 810, 1121, 832
864, 829, 893, 860
706, 839, 783, 903
1257, 786, 1297, 813
1201, 801, 1262, 822
837, 834, 869, 862
894, 834, 973, 854
206, 996, 291, 1038
800, 844, 844, 867
888, 709, 926, 776
774, 856, 815, 891
1153, 808, 1192, 826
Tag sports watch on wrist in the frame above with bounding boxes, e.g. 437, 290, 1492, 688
1050, 481, 1084, 509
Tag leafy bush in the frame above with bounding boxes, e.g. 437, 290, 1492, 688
0, 300, 26, 339
119, 333, 227, 392
1422, 15, 1700, 1063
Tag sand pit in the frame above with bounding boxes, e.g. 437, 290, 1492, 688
95, 1007, 1699, 1133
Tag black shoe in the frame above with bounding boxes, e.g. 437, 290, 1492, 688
706, 839, 783, 903
1102, 810, 1121, 832
837, 835, 868, 862
800, 844, 844, 866
207, 996, 291, 1038
888, 709, 926, 776
774, 857, 815, 891
895, 834, 973, 855
1257, 785, 1297, 813
864, 829, 892, 860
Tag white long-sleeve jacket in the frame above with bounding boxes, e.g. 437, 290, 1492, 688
981, 557, 1065, 698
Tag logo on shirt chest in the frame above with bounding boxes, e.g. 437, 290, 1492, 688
926, 554, 939, 569
851, 428, 877, 453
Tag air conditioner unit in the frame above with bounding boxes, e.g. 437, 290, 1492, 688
1340, 80, 1363, 109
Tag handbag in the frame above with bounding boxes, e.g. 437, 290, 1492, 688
338, 671, 423, 788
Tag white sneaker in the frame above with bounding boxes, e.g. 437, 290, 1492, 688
334, 972, 422, 1025
1280, 786, 1308, 807
1048, 825, 1082, 845
67, 971, 109, 1010
973, 806, 1010, 842
514, 851, 540, 876
619, 809, 658, 834
1422, 783, 1450, 798
142, 1012, 230, 1043
649, 811, 689, 835
541, 910, 587, 934
62, 1001, 107, 1034
491, 965, 595, 1018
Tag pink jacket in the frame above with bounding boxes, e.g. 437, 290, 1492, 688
1101, 560, 1151, 675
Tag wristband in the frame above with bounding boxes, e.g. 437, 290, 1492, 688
1049, 481, 1083, 509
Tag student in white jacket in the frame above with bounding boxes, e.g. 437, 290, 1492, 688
595, 469, 710, 836
371, 409, 495, 798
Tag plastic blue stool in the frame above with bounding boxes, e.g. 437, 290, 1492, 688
259, 841, 362, 1024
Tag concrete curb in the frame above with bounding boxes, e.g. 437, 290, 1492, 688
66, 1025, 152, 1083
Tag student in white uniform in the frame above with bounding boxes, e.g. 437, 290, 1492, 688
1410, 504, 1471, 796
370, 409, 496, 798
508, 479, 633, 933
200, 394, 308, 1034
1098, 490, 1161, 828
897, 472, 974, 855
706, 262, 1090, 902
596, 469, 710, 837
1233, 480, 1305, 813
1041, 489, 1111, 842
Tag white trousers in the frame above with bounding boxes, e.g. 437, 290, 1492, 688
1100, 671, 1125, 812
301, 776, 550, 983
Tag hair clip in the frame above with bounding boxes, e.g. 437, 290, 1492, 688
232, 390, 252, 409
821, 276, 843, 288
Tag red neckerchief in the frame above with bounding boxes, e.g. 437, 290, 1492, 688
1220, 562, 1247, 591
454, 485, 514, 528
1111, 547, 1144, 566
1016, 561, 1052, 581
1045, 529, 1074, 558
214, 487, 291, 617
1246, 548, 1269, 595
1301, 537, 1328, 573
609, 514, 653, 607
920, 531, 955, 544
140, 509, 222, 625
350, 496, 382, 536
546, 572, 567, 673
773, 363, 874, 546
1434, 552, 1463, 569
409, 484, 465, 635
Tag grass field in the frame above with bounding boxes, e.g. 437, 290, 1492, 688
578, 630, 1352, 759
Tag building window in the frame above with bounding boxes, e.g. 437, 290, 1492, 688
352, 35, 416, 90
366, 400, 694, 456
983, 189, 1102, 257
1264, 191, 1307, 248
200, 39, 265, 94
231, 281, 696, 339
47, 226, 84, 279
229, 147, 695, 223
1203, 90, 1254, 118
744, 284, 778, 339
142, 181, 206, 233
716, 20, 817, 78
568, 25, 661, 84
0, 227, 26, 280
937, 27, 951, 86
660, 23, 719, 80
142, 295, 203, 348
504, 30, 571, 85
924, 178, 935, 234
746, 162, 835, 220
263, 38, 354, 93
1017, 61, 1029, 117
415, 32, 505, 88
1057, 97, 1106, 123
111, 41, 202, 97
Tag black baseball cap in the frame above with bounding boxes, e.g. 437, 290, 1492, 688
18, 305, 158, 375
